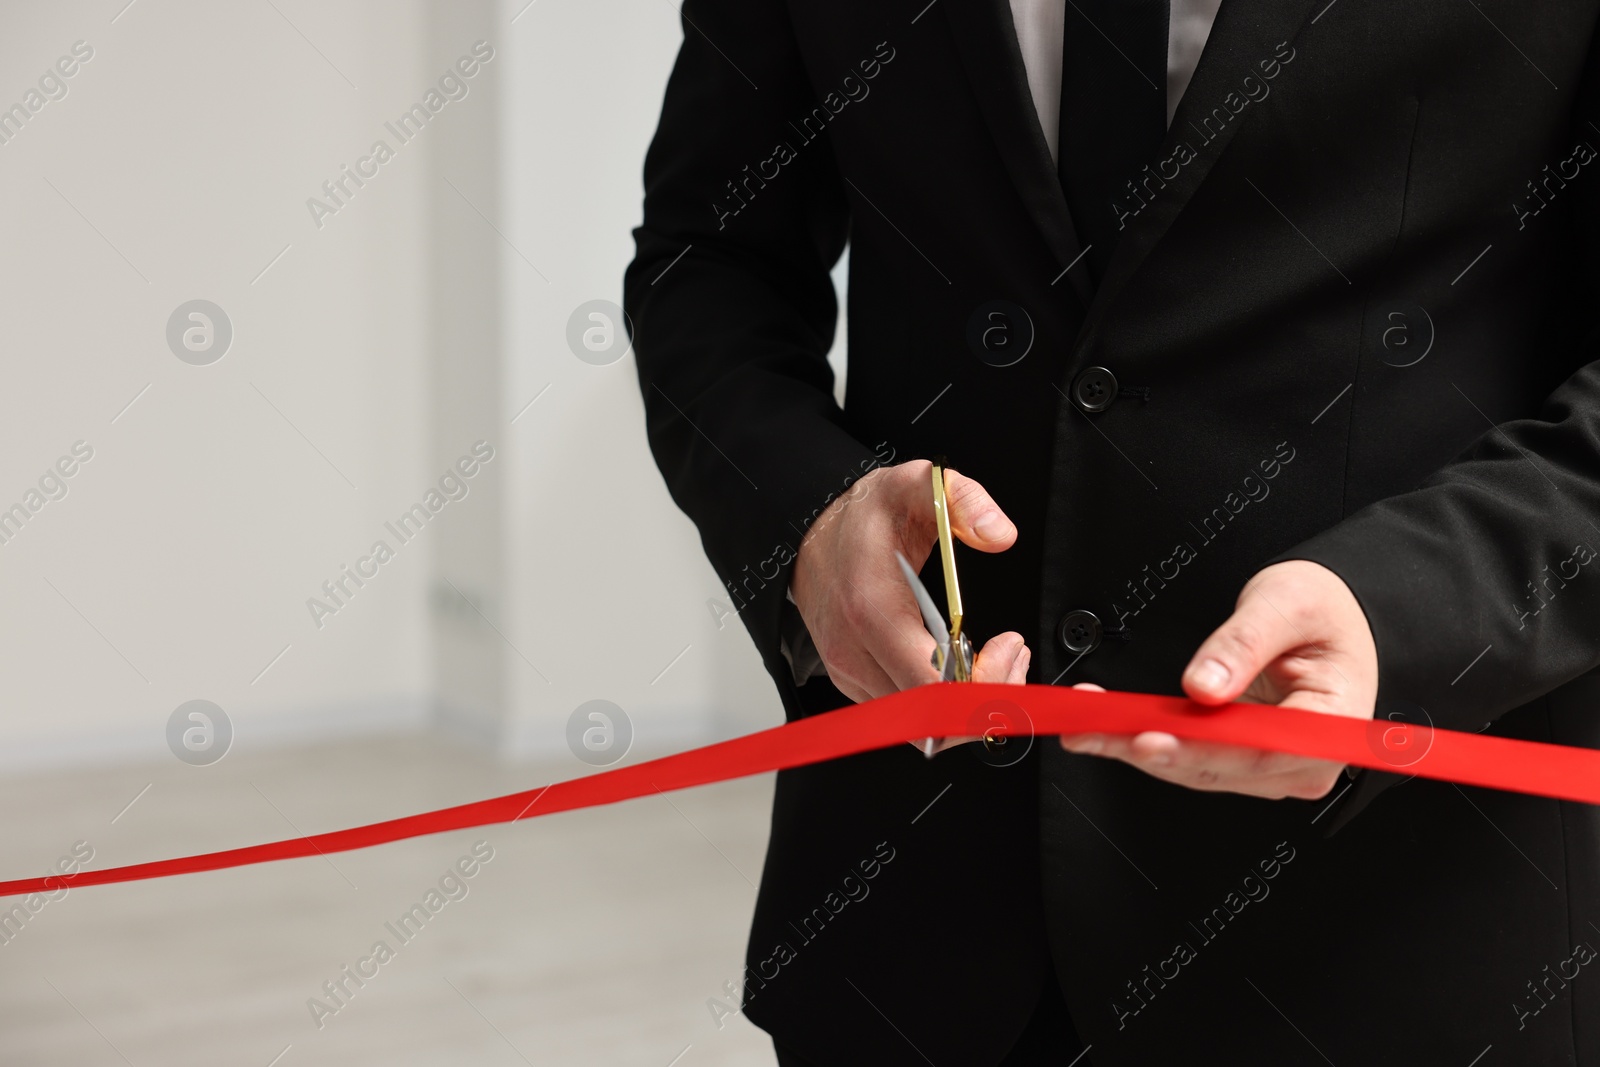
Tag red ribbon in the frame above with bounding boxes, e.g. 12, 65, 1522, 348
5, 684, 1597, 898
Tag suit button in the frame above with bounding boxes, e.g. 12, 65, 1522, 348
1058, 609, 1102, 655
1071, 366, 1118, 412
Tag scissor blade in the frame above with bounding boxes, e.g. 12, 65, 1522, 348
896, 550, 954, 758
895, 551, 950, 658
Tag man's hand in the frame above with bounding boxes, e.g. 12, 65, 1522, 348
790, 460, 1031, 703
1059, 560, 1378, 800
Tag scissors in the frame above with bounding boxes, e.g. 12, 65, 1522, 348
895, 458, 975, 757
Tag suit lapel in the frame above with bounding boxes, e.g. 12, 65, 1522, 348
944, 0, 1094, 307
1081, 0, 1325, 337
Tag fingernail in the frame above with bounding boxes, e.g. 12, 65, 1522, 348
1064, 735, 1104, 756
1193, 658, 1230, 693
972, 511, 1008, 541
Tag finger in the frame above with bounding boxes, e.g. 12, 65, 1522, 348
810, 554, 933, 698
826, 642, 903, 703
941, 467, 1018, 552
829, 675, 873, 705
1182, 583, 1303, 705
1059, 683, 1110, 753
1127, 734, 1346, 798
1124, 731, 1308, 779
847, 572, 944, 693
1069, 728, 1339, 796
1061, 733, 1134, 760
1006, 644, 1032, 685
971, 631, 1027, 684
1061, 728, 1314, 792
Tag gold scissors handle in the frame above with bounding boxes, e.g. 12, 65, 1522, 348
930, 458, 970, 682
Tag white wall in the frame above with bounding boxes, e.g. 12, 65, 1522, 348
0, 0, 803, 770
0, 0, 447, 767
497, 0, 786, 758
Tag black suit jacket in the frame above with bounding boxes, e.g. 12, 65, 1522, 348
626, 1, 1600, 1063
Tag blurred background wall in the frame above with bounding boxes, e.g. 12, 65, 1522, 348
0, 5, 848, 1063
0, 0, 803, 772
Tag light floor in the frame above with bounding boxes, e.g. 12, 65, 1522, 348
0, 735, 779, 1066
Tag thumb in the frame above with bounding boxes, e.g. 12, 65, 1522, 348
942, 467, 1017, 552
1182, 592, 1299, 705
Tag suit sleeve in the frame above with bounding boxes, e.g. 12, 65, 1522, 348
1278, 356, 1600, 831
624, 0, 880, 717
1279, 355, 1600, 721
1274, 153, 1600, 833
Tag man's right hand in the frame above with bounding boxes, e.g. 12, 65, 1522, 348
789, 459, 1031, 703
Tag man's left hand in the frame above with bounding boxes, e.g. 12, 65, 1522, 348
1058, 559, 1378, 800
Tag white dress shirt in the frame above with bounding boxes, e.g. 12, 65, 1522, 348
1010, 0, 1223, 163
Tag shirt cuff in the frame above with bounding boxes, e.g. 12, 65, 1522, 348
780, 583, 827, 686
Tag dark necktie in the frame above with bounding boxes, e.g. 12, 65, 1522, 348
1058, 0, 1170, 285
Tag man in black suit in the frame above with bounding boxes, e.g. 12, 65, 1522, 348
625, 1, 1600, 1063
